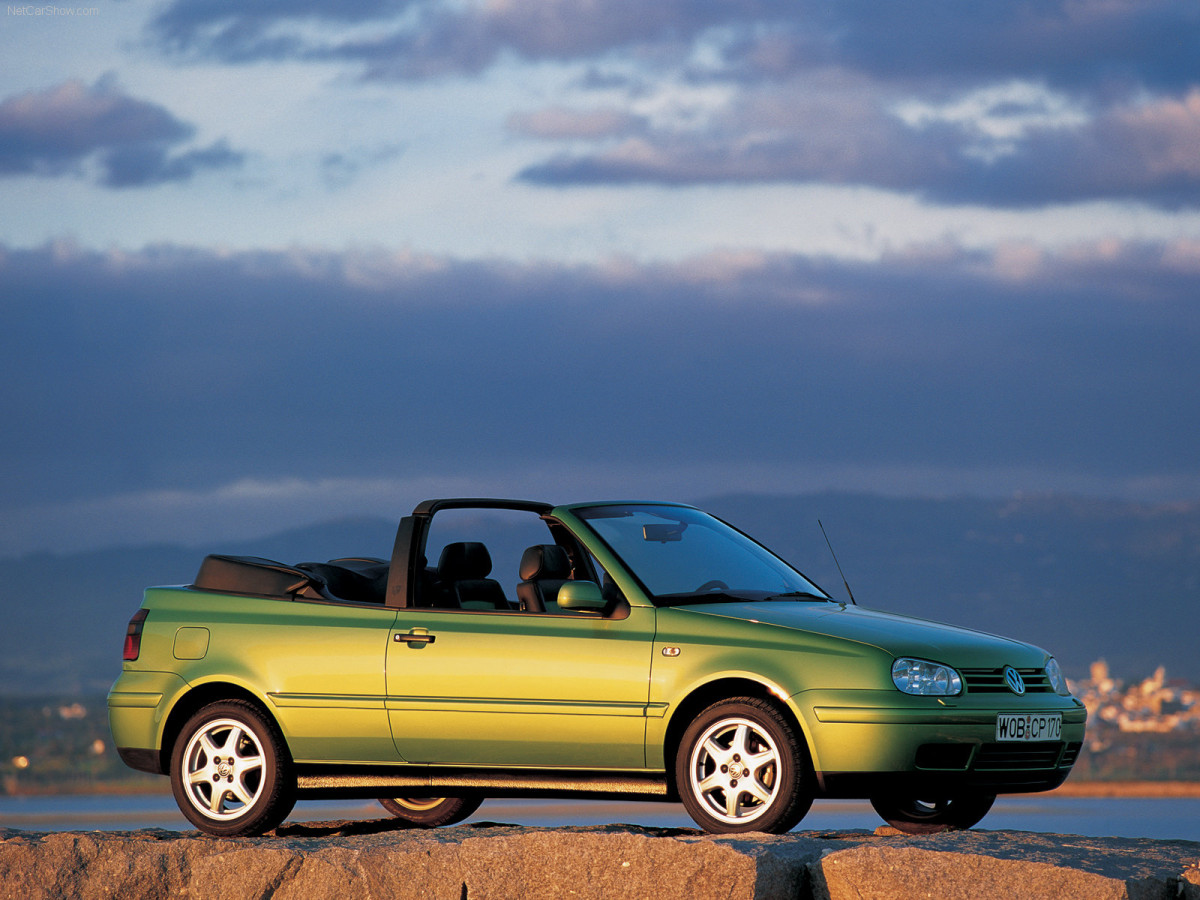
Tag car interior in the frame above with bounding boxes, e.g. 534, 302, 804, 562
190, 540, 627, 616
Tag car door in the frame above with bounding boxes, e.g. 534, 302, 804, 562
385, 604, 656, 768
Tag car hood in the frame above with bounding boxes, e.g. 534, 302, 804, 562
676, 600, 1044, 668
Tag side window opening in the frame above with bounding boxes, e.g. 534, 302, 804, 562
419, 508, 563, 610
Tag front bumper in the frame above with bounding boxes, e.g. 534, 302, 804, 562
815, 741, 1082, 796
794, 690, 1087, 797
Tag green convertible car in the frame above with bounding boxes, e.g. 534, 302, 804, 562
109, 498, 1086, 837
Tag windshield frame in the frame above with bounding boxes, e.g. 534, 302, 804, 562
566, 502, 833, 608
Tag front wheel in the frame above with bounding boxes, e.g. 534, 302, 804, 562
676, 697, 812, 834
869, 792, 996, 834
170, 700, 295, 837
378, 795, 483, 827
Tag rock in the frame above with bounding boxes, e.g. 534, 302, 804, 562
1180, 864, 1200, 900
811, 831, 1196, 900
0, 821, 1197, 900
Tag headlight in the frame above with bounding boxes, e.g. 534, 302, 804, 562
892, 657, 963, 696
1045, 657, 1071, 696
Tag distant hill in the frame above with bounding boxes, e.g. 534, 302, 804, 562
1, 494, 1195, 695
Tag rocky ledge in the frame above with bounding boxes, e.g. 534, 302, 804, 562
2, 819, 1198, 900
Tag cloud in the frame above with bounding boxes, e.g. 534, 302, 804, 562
927, 87, 1200, 206
138, 1, 1200, 206
517, 69, 930, 187
815, 0, 1200, 93
2, 238, 1196, 553
0, 77, 244, 187
507, 106, 645, 141
145, 0, 1199, 94
149, 0, 418, 60
0, 78, 189, 174
147, 0, 760, 73
15, 462, 1197, 558
517, 76, 1200, 207
100, 138, 244, 188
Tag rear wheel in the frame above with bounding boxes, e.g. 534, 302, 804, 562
869, 792, 996, 834
378, 795, 483, 826
170, 700, 295, 837
676, 697, 812, 834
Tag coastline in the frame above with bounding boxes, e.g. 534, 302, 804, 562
3, 783, 1197, 842
1050, 780, 1200, 798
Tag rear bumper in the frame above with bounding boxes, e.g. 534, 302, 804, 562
107, 669, 188, 776
115, 746, 164, 775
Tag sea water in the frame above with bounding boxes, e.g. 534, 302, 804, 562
1, 793, 1197, 842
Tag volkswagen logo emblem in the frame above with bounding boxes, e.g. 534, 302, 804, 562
1003, 665, 1026, 695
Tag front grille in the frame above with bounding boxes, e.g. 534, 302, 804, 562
974, 742, 1064, 770
1060, 742, 1083, 766
961, 667, 1053, 694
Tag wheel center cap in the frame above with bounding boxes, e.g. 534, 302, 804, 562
728, 762, 745, 780
217, 761, 233, 778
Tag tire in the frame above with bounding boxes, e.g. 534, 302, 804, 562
675, 697, 813, 834
378, 795, 483, 827
869, 792, 996, 834
170, 700, 295, 837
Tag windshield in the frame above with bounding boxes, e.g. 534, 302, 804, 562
573, 504, 830, 605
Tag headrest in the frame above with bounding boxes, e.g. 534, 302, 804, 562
519, 544, 570, 581
437, 542, 493, 579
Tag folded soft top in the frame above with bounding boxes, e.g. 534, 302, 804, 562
191, 554, 387, 604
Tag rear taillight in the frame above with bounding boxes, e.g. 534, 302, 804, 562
123, 609, 149, 661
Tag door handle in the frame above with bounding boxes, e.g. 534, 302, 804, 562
394, 631, 436, 645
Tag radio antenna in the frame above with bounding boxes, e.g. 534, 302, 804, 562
818, 520, 857, 605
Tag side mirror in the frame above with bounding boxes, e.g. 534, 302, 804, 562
558, 581, 606, 612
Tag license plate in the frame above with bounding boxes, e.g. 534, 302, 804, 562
996, 713, 1062, 741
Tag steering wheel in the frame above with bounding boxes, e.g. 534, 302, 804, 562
695, 580, 730, 593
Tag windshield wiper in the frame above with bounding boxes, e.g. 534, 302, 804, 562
658, 589, 829, 606
767, 591, 830, 601
657, 591, 753, 606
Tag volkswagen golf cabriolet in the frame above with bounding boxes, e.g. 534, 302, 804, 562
109, 498, 1086, 836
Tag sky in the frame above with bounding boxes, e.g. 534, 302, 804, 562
1, 0, 1199, 556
